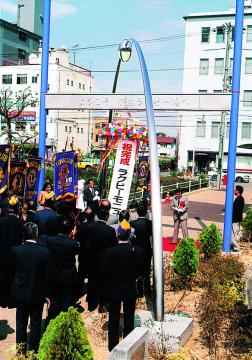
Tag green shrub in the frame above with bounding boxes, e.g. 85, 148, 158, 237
198, 254, 245, 291
44, 166, 54, 186
173, 237, 199, 282
38, 307, 93, 360
199, 223, 222, 259
242, 207, 252, 242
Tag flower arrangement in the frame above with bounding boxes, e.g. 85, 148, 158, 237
100, 122, 148, 142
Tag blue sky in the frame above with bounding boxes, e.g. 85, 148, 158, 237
1, 0, 235, 93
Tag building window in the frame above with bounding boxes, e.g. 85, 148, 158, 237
229, 58, 233, 75
198, 90, 208, 94
15, 122, 26, 131
17, 74, 27, 84
65, 126, 68, 132
214, 58, 224, 75
81, 128, 83, 134
196, 121, 206, 137
69, 126, 72, 133
32, 76, 38, 84
71, 80, 73, 87
211, 121, 220, 138
247, 25, 252, 42
82, 84, 85, 90
216, 26, 225, 43
232, 26, 235, 42
199, 59, 209, 75
243, 90, 252, 107
226, 122, 230, 138
19, 32, 27, 42
245, 58, 252, 74
201, 27, 210, 43
30, 124, 36, 132
77, 127, 79, 133
2, 74, 12, 84
18, 48, 26, 59
214, 90, 222, 93
79, 83, 81, 89
67, 79, 69, 85
242, 122, 251, 139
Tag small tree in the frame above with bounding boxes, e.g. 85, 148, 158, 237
0, 87, 37, 145
173, 237, 199, 284
199, 223, 222, 259
38, 307, 93, 360
242, 207, 252, 242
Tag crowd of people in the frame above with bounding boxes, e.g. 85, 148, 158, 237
0, 179, 152, 354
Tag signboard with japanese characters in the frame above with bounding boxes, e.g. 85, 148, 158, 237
108, 139, 137, 216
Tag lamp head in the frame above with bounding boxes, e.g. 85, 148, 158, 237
119, 39, 132, 62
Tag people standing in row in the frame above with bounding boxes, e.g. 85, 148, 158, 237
102, 220, 144, 351
170, 188, 189, 243
11, 223, 51, 354
130, 204, 152, 296
232, 185, 245, 251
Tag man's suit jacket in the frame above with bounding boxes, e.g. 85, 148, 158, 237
11, 242, 51, 305
34, 208, 58, 235
46, 234, 79, 290
75, 219, 96, 275
88, 221, 117, 274
102, 243, 144, 301
233, 195, 245, 223
130, 217, 152, 255
83, 188, 95, 207
0, 215, 23, 275
170, 196, 188, 221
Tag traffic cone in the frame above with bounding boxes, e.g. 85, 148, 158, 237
166, 190, 170, 204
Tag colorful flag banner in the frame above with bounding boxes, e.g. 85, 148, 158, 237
108, 139, 137, 216
136, 156, 150, 191
74, 154, 78, 197
0, 145, 10, 197
54, 151, 75, 200
9, 160, 26, 202
24, 157, 42, 203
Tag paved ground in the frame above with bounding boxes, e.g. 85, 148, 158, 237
0, 185, 251, 358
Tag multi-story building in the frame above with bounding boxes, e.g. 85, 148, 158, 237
19, 0, 43, 36
0, 18, 41, 64
0, 47, 93, 153
156, 134, 176, 157
178, 2, 252, 173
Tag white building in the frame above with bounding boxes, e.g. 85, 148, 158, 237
178, 2, 252, 173
0, 46, 93, 154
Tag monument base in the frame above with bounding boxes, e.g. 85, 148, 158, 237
135, 310, 193, 353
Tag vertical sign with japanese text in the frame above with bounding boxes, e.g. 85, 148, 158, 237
108, 139, 137, 216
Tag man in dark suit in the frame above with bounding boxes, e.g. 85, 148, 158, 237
34, 198, 58, 245
75, 207, 96, 283
45, 216, 79, 326
130, 203, 152, 296
0, 196, 24, 307
11, 222, 51, 354
83, 179, 97, 208
232, 185, 245, 251
87, 207, 117, 311
102, 221, 144, 351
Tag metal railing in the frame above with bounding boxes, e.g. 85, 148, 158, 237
128, 178, 210, 202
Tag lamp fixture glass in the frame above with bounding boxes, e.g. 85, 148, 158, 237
119, 39, 132, 62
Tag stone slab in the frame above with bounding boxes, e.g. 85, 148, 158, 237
107, 327, 149, 360
135, 310, 193, 353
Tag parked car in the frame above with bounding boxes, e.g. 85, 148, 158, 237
207, 171, 251, 183
78, 158, 99, 170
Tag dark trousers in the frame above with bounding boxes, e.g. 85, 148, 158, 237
16, 301, 44, 353
45, 285, 75, 328
144, 252, 152, 295
108, 298, 136, 352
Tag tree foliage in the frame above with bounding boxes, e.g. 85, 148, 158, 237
173, 237, 199, 283
0, 87, 37, 145
199, 223, 222, 259
38, 307, 93, 360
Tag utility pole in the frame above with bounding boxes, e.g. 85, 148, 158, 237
217, 23, 233, 190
